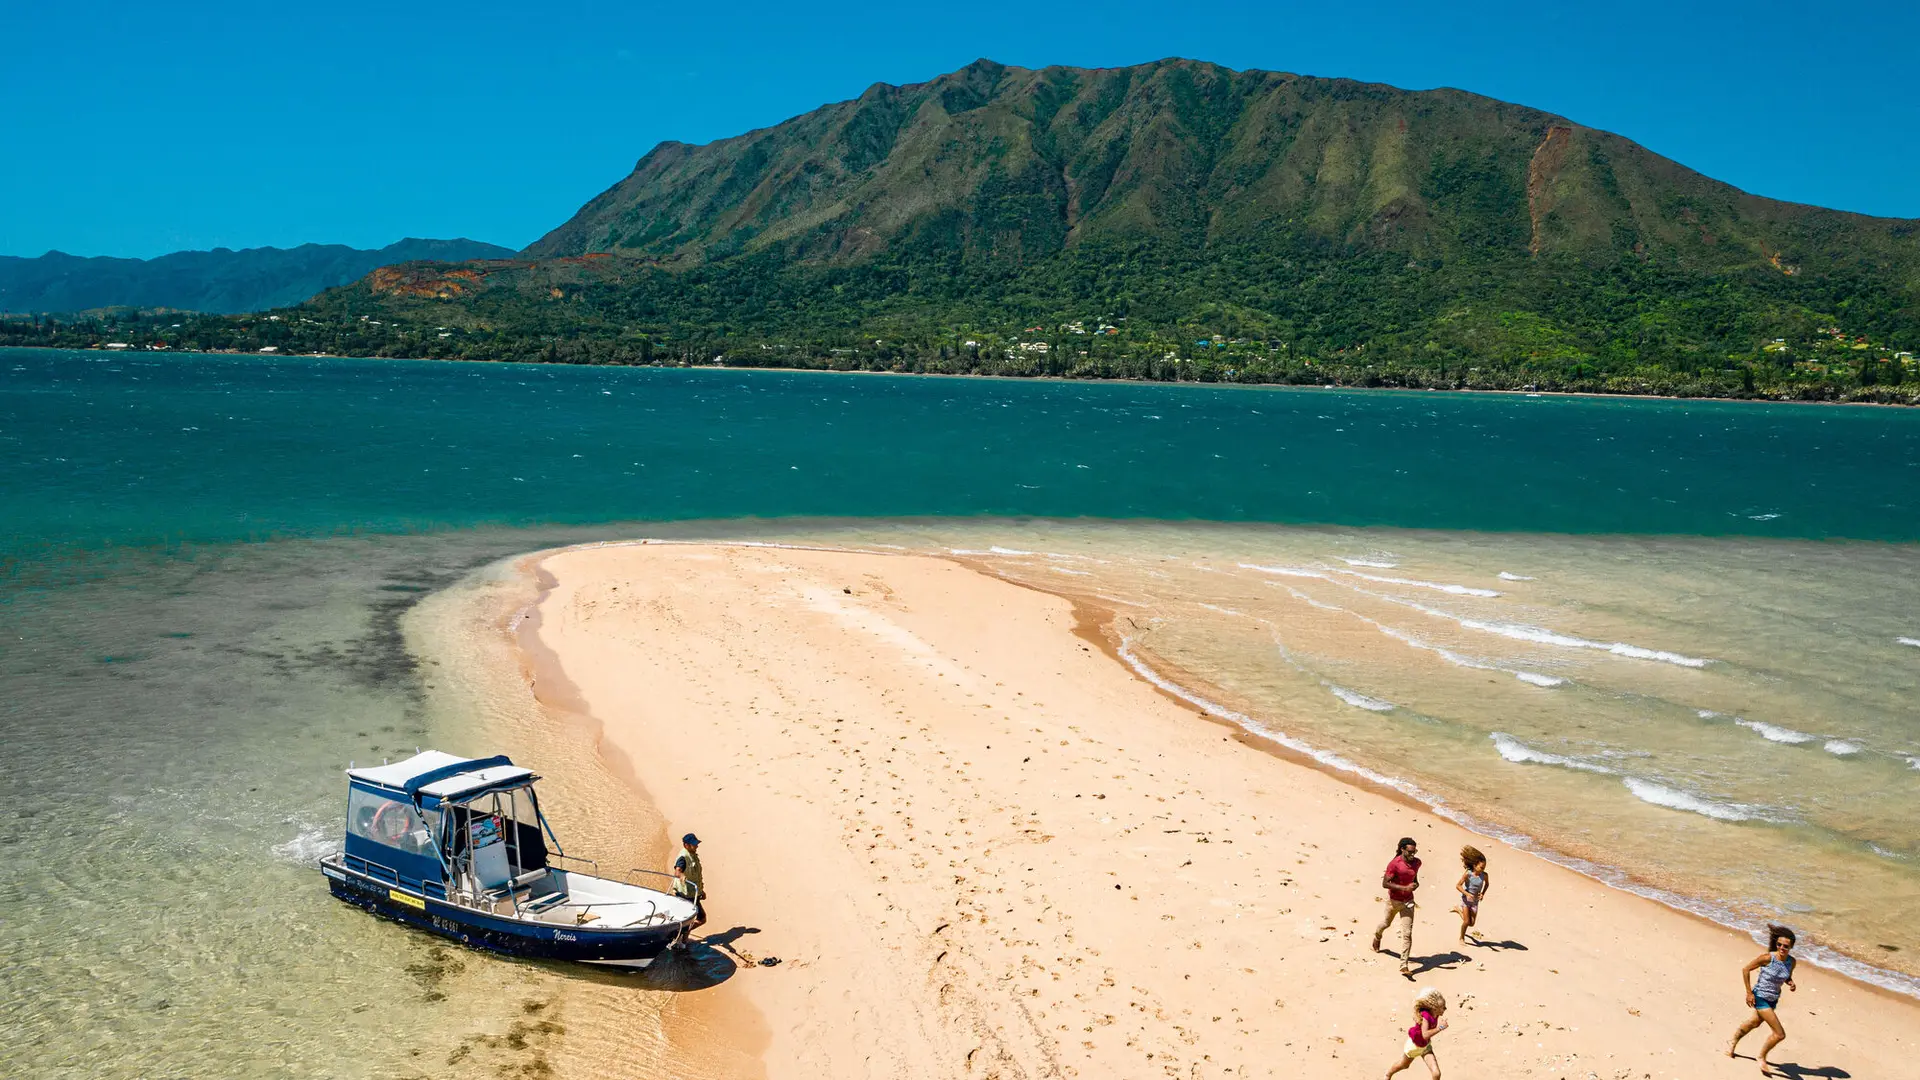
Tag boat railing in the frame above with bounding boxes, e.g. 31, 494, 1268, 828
546, 851, 600, 874
338, 852, 690, 928
625, 867, 698, 904
341, 853, 440, 899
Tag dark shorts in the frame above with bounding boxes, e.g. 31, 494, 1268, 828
1753, 995, 1778, 1011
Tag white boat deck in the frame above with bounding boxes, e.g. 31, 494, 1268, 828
501, 869, 695, 930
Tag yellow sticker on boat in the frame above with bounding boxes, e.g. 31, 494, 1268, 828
389, 889, 426, 911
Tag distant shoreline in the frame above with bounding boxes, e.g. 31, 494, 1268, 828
9, 342, 1912, 409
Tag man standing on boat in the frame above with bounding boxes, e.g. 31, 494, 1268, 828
1371, 836, 1422, 976
674, 833, 707, 943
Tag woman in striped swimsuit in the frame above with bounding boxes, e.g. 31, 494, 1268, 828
1451, 846, 1489, 944
1728, 924, 1798, 1075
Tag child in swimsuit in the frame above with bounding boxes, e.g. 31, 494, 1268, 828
1451, 845, 1489, 944
1383, 986, 1448, 1079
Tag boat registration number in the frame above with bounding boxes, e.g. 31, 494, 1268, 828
388, 889, 426, 911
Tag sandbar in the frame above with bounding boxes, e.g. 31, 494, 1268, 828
522, 541, 1918, 1078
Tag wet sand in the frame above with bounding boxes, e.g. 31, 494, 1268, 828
521, 540, 1919, 1079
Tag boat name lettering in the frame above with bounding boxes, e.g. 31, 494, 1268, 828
554, 930, 577, 942
388, 889, 426, 911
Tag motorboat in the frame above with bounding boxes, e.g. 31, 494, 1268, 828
319, 750, 695, 967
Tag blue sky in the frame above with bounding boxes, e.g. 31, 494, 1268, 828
3, 1, 1915, 258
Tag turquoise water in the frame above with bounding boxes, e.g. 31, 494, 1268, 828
3, 348, 1918, 1075
7, 349, 1919, 557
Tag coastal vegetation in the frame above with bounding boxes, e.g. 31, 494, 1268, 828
4, 58, 1915, 402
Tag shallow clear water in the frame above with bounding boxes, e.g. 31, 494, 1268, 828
769, 522, 1920, 992
3, 348, 1918, 1074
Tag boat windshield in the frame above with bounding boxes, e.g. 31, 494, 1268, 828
347, 787, 440, 859
445, 784, 549, 894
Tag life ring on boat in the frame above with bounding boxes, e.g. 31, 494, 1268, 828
369, 801, 412, 844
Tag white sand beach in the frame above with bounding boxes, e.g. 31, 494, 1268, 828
514, 540, 1919, 1079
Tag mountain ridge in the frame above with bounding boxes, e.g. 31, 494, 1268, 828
0, 237, 516, 314
520, 57, 1916, 284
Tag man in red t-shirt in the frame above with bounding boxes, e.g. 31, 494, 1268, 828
1370, 836, 1422, 975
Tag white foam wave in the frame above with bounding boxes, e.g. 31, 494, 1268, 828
948, 548, 990, 555
1869, 843, 1909, 861
1908, 756, 1920, 771
1622, 778, 1761, 822
1329, 685, 1394, 712
987, 546, 1035, 555
1338, 557, 1399, 569
1697, 709, 1721, 719
1497, 572, 1535, 581
1239, 563, 1328, 580
1824, 739, 1863, 756
1491, 732, 1615, 773
1049, 566, 1091, 576
274, 823, 340, 865
1301, 593, 1568, 689
1113, 639, 1425, 801
1277, 585, 1346, 613
1334, 567, 1500, 597
1602, 641, 1712, 667
1898, 637, 1920, 648
1323, 585, 1711, 669
1435, 609, 1710, 668
1735, 719, 1816, 745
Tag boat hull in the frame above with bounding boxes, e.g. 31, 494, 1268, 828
322, 860, 684, 968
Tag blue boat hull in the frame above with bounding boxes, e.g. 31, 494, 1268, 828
323, 861, 683, 967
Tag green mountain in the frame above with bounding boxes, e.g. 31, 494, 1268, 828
0, 237, 515, 315
523, 57, 1915, 280
8, 59, 1917, 400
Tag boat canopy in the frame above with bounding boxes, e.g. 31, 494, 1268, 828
348, 751, 535, 808
342, 751, 544, 892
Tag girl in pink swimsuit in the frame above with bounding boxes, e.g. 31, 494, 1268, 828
1383, 986, 1448, 1079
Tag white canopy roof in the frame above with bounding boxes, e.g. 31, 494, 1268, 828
347, 750, 534, 799
420, 764, 536, 799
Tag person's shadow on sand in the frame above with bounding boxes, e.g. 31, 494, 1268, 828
1468, 937, 1528, 951
701, 924, 762, 959
1402, 950, 1470, 977
1746, 1062, 1849, 1079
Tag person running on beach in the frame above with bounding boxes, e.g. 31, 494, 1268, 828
1371, 837, 1422, 975
1450, 845, 1489, 944
673, 833, 707, 942
1383, 986, 1448, 1079
1728, 925, 1799, 1075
